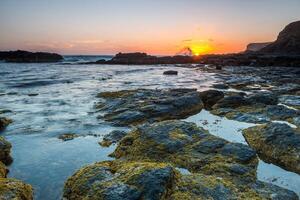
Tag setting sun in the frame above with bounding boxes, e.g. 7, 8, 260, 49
190, 43, 214, 56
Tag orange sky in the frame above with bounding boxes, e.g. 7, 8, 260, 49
1, 0, 300, 55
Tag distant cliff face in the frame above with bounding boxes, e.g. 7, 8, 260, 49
260, 21, 300, 55
245, 42, 271, 52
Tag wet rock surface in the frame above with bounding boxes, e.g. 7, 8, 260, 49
0, 117, 12, 132
99, 130, 127, 147
96, 89, 204, 126
64, 121, 299, 200
0, 178, 33, 200
112, 120, 257, 181
163, 70, 178, 75
243, 123, 300, 174
58, 133, 79, 141
0, 161, 7, 178
0, 136, 12, 165
199, 90, 224, 110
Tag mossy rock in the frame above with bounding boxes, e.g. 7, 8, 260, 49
0, 178, 33, 200
64, 161, 298, 200
63, 161, 175, 200
0, 117, 12, 131
0, 161, 7, 178
58, 133, 79, 141
243, 122, 300, 174
96, 89, 204, 126
112, 120, 258, 182
0, 136, 12, 165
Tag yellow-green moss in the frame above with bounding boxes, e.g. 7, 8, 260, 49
0, 178, 33, 200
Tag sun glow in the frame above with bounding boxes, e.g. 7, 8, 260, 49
190, 43, 214, 56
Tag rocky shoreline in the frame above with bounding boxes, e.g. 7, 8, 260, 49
62, 64, 300, 199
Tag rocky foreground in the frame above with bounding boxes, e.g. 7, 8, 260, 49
63, 64, 300, 200
0, 118, 33, 200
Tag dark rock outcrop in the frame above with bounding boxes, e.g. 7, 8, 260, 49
199, 90, 224, 110
96, 89, 204, 126
0, 50, 63, 63
163, 70, 178, 75
260, 21, 300, 55
0, 117, 12, 131
0, 136, 12, 165
243, 123, 300, 174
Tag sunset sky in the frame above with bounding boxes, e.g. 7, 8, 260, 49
1, 0, 300, 55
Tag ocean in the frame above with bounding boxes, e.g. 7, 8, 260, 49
0, 56, 299, 199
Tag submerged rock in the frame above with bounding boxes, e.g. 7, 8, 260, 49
96, 89, 204, 126
112, 120, 258, 181
99, 130, 127, 147
64, 160, 298, 200
58, 133, 79, 141
0, 178, 33, 200
0, 136, 12, 165
163, 70, 178, 75
0, 117, 12, 131
243, 123, 300, 174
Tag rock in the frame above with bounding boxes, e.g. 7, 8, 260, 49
279, 95, 300, 109
58, 133, 79, 141
0, 117, 12, 131
0, 136, 12, 165
0, 110, 12, 115
199, 90, 224, 110
260, 21, 300, 55
0, 161, 7, 178
96, 89, 204, 126
0, 50, 63, 63
246, 92, 278, 105
0, 178, 33, 200
243, 123, 300, 174
112, 120, 258, 181
212, 84, 229, 89
99, 130, 127, 147
63, 161, 175, 200
163, 70, 178, 75
213, 95, 249, 109
27, 93, 39, 97
245, 42, 272, 52
64, 160, 298, 200
265, 105, 299, 120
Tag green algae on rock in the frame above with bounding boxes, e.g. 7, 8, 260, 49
96, 89, 204, 126
58, 133, 79, 141
0, 136, 12, 165
99, 130, 127, 147
0, 117, 12, 132
243, 123, 300, 175
63, 160, 298, 200
0, 178, 33, 200
0, 161, 7, 178
112, 120, 258, 182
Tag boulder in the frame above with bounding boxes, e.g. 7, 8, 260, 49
112, 120, 258, 182
243, 123, 300, 174
0, 136, 12, 165
99, 130, 127, 147
0, 178, 33, 200
64, 160, 298, 200
96, 89, 204, 126
0, 117, 12, 131
199, 90, 224, 110
246, 92, 278, 105
163, 70, 178, 75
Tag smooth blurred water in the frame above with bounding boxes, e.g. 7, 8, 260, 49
0, 61, 299, 199
0, 62, 216, 199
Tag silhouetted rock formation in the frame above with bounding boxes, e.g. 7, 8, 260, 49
245, 42, 271, 53
0, 50, 63, 63
92, 52, 198, 65
260, 21, 300, 55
